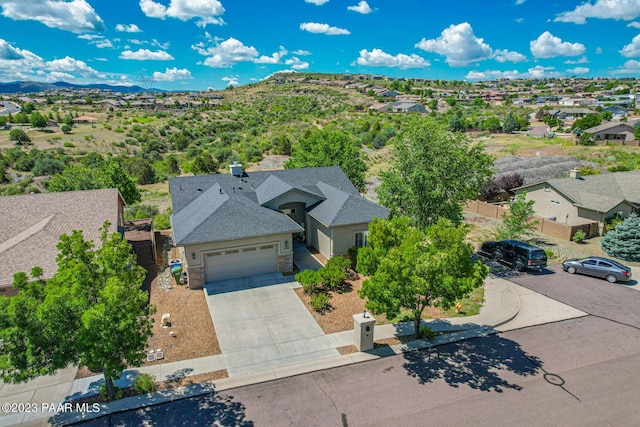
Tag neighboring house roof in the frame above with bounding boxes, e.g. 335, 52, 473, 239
583, 121, 634, 134
170, 166, 389, 246
518, 170, 640, 213
0, 189, 123, 289
72, 115, 98, 122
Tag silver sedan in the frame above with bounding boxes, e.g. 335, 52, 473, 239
562, 257, 632, 283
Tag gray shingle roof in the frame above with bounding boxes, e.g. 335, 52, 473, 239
170, 166, 388, 245
308, 182, 390, 227
546, 170, 640, 213
584, 121, 634, 134
0, 189, 123, 289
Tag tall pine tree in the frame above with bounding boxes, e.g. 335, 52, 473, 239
601, 213, 640, 262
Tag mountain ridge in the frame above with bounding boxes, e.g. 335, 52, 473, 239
0, 81, 163, 94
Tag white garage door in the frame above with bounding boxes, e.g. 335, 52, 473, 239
204, 245, 278, 283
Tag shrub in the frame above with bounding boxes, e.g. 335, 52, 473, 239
601, 213, 640, 262
419, 325, 436, 340
125, 204, 159, 220
320, 256, 351, 291
295, 270, 322, 294
100, 384, 123, 401
310, 292, 331, 313
572, 229, 587, 244
133, 373, 157, 395
153, 212, 171, 230
63, 142, 75, 148
347, 246, 359, 270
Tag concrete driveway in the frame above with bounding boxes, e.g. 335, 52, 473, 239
203, 273, 339, 376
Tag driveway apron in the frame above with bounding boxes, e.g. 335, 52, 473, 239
204, 273, 339, 376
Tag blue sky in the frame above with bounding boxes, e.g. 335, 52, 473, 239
1, 0, 640, 90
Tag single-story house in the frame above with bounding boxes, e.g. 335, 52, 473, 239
515, 169, 640, 234
72, 115, 98, 124
169, 165, 389, 288
583, 122, 635, 143
0, 189, 125, 296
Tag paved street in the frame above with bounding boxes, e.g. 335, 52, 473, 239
76, 265, 640, 426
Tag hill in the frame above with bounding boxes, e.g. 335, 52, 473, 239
0, 81, 156, 94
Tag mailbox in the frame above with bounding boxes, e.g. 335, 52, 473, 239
353, 311, 376, 351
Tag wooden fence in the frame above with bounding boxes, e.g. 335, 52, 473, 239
464, 200, 599, 241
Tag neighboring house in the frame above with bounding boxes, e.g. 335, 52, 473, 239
72, 115, 98, 124
515, 169, 640, 234
0, 189, 125, 296
169, 165, 389, 288
583, 122, 635, 143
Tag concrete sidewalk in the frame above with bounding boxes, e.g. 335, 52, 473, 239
3, 275, 587, 426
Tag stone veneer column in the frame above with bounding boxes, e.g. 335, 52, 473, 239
278, 254, 293, 274
188, 265, 205, 289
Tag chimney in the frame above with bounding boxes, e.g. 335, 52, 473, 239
569, 168, 581, 179
230, 161, 243, 177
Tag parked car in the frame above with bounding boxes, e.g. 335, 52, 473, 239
562, 257, 632, 283
480, 240, 547, 272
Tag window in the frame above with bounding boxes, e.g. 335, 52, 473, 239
598, 261, 613, 268
583, 259, 597, 266
550, 200, 560, 205
355, 231, 369, 248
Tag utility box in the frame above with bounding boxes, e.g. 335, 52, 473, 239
353, 311, 376, 351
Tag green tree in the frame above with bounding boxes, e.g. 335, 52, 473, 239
496, 193, 539, 240
0, 223, 155, 400
29, 112, 47, 130
359, 218, 488, 339
572, 113, 601, 131
601, 213, 640, 262
9, 129, 31, 144
378, 119, 494, 228
120, 157, 157, 185
192, 153, 219, 175
48, 162, 141, 204
502, 112, 517, 133
285, 129, 367, 192
356, 216, 411, 275
483, 116, 501, 131
31, 157, 65, 176
61, 124, 72, 134
579, 132, 594, 146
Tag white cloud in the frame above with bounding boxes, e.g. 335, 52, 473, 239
285, 56, 309, 70
222, 76, 239, 86
564, 56, 589, 64
116, 23, 142, 33
152, 67, 193, 81
46, 56, 101, 77
293, 49, 312, 56
465, 65, 561, 80
415, 22, 492, 66
611, 59, 640, 75
347, 1, 371, 14
46, 71, 76, 81
628, 21, 640, 28
139, 0, 225, 27
305, 0, 330, 5
356, 48, 430, 69
94, 39, 113, 49
300, 22, 350, 35
596, 47, 603, 54
555, 0, 640, 24
515, 0, 526, 4
254, 46, 288, 64
0, 39, 44, 81
621, 34, 640, 57
530, 31, 585, 58
193, 37, 258, 67
119, 49, 174, 60
493, 49, 527, 63
515, 18, 524, 23
566, 67, 590, 74
0, 0, 105, 33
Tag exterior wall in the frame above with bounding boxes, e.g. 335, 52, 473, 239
330, 223, 371, 255
181, 233, 293, 289
188, 265, 205, 290
307, 216, 332, 259
516, 184, 583, 225
278, 254, 293, 274
277, 201, 307, 226
592, 124, 635, 142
